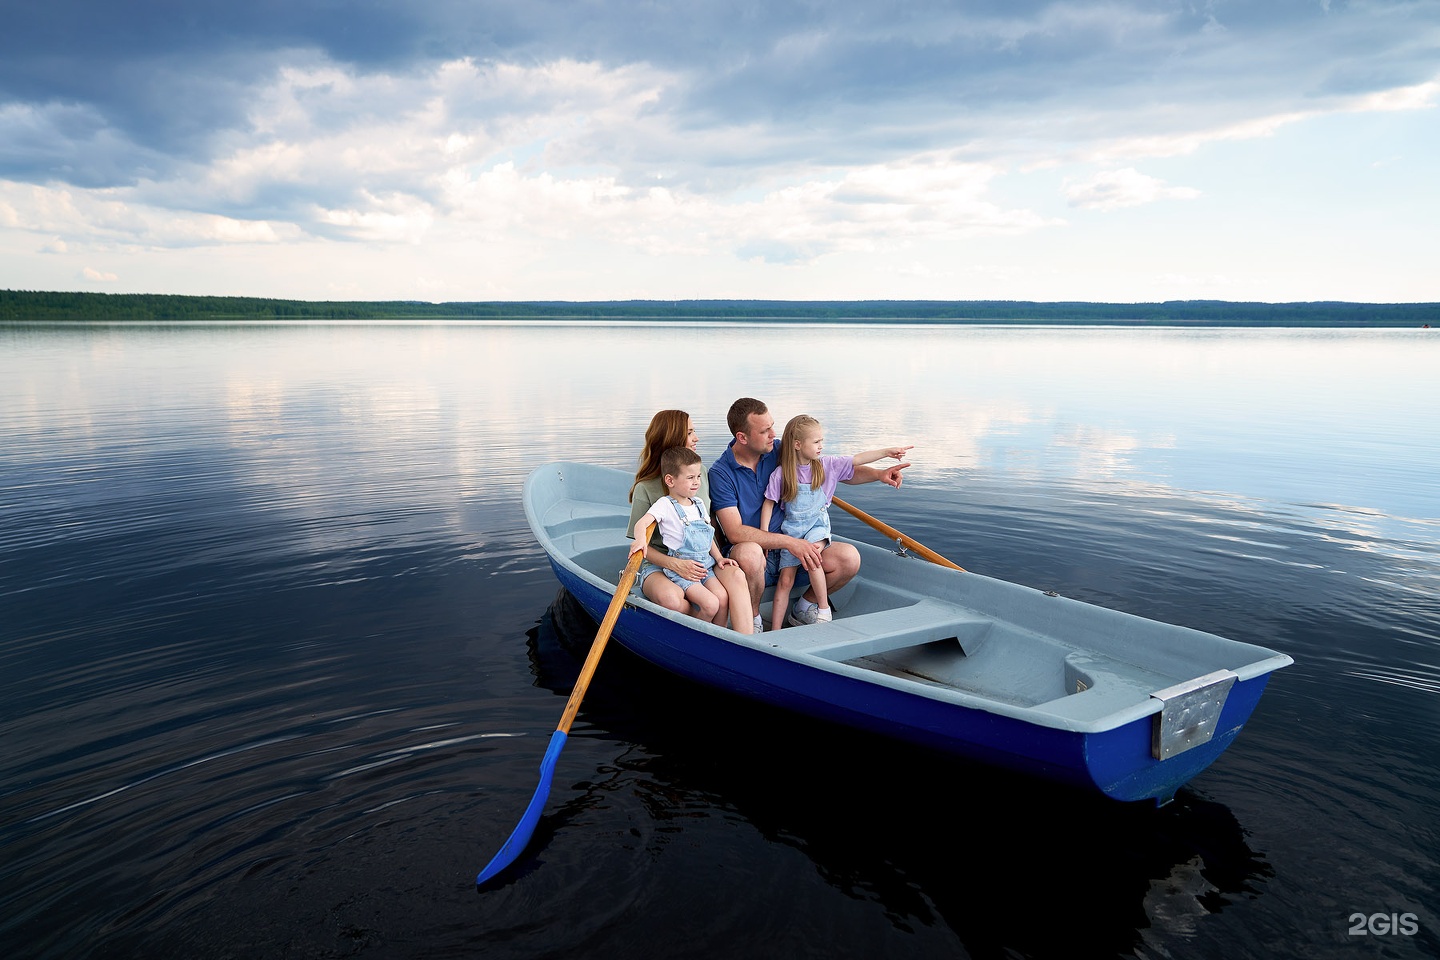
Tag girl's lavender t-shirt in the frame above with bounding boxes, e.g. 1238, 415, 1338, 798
763, 455, 855, 505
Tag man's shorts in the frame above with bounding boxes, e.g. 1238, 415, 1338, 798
765, 548, 811, 590
722, 541, 813, 590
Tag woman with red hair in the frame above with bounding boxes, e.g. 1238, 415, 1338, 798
627, 410, 754, 634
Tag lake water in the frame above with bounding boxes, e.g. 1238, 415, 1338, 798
1, 321, 1437, 959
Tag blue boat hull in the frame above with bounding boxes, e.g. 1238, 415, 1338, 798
549, 557, 1273, 803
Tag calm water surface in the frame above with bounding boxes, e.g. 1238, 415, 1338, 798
1, 322, 1437, 959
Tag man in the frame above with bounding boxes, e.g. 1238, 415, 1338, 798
708, 397, 909, 631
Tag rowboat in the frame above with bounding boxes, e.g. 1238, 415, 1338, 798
523, 461, 1293, 805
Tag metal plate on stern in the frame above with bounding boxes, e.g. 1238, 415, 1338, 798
1150, 669, 1238, 760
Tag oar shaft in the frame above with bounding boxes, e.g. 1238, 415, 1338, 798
830, 495, 965, 572
557, 531, 648, 733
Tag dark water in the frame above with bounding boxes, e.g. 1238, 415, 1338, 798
2, 322, 1436, 959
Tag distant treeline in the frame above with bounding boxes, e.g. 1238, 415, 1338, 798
2, 290, 1437, 326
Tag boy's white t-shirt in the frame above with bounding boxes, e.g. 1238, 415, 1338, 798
641, 496, 707, 553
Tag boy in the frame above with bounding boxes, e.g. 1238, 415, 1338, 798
630, 446, 738, 628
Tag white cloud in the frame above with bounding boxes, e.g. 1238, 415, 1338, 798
725, 157, 1060, 261
1351, 79, 1440, 112
1075, 79, 1438, 168
1083, 111, 1313, 164
0, 181, 302, 248
1064, 168, 1201, 211
313, 191, 435, 244
434, 152, 1058, 264
82, 266, 118, 281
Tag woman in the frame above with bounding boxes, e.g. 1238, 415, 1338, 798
628, 410, 755, 634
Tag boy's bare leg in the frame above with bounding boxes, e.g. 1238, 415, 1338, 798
682, 580, 721, 622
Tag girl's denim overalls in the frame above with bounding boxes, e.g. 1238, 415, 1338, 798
778, 477, 831, 569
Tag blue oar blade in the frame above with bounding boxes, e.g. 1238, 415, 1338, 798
476, 729, 568, 885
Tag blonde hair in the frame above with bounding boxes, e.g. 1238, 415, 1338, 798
777, 415, 824, 505
630, 409, 690, 501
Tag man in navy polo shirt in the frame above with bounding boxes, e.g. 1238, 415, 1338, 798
709, 397, 909, 632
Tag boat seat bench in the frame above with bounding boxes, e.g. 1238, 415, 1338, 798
776, 603, 1187, 720
768, 600, 994, 660
542, 503, 629, 540
1030, 652, 1184, 722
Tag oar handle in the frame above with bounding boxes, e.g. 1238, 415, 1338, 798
556, 520, 652, 733
830, 495, 966, 572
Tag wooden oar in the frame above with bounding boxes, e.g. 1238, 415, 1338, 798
830, 495, 966, 572
476, 523, 652, 885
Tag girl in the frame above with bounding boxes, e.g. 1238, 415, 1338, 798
761, 415, 910, 629
630, 446, 738, 629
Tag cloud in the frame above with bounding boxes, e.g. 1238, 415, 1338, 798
2, 2, 1438, 299
82, 266, 117, 281
5, 2, 1439, 191
720, 157, 1059, 262
0, 101, 170, 188
1080, 78, 1440, 167
1351, 79, 1440, 112
435, 152, 1054, 264
1064, 168, 1201, 211
0, 181, 303, 249
5, 49, 1059, 262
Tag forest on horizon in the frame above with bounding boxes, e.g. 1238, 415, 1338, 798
2, 289, 1437, 326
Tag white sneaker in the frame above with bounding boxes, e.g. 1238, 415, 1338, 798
786, 600, 818, 627
753, 615, 764, 634
815, 607, 832, 623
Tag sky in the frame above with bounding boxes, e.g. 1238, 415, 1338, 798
2, 0, 1437, 303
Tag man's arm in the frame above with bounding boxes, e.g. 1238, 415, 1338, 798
714, 504, 826, 570
842, 461, 911, 489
